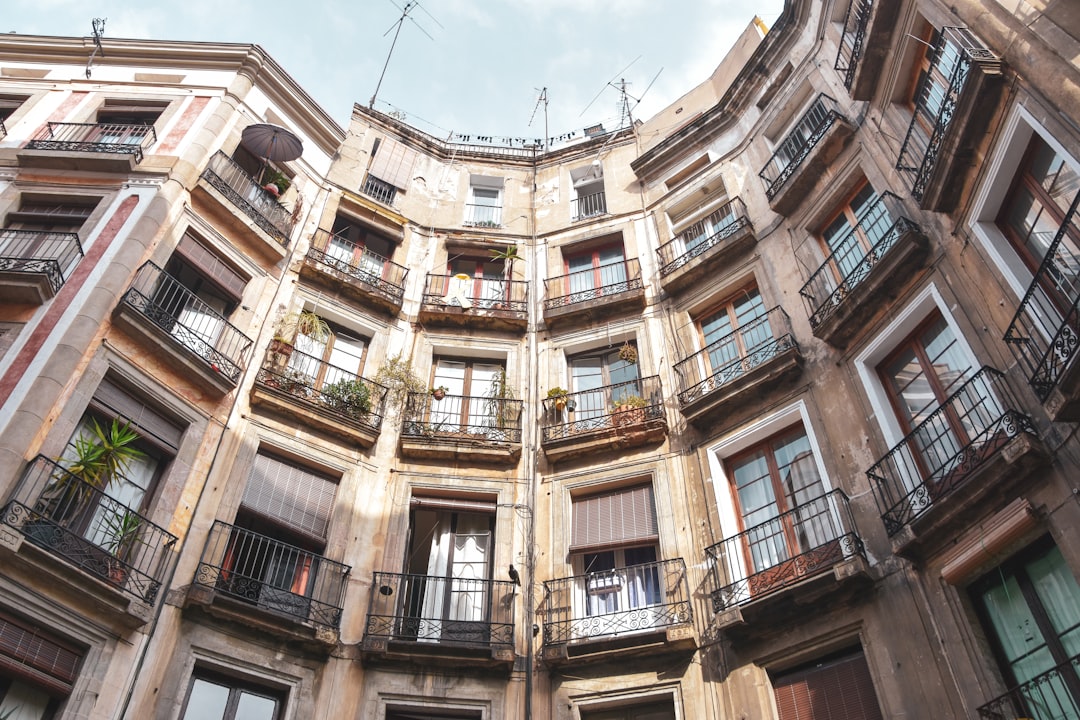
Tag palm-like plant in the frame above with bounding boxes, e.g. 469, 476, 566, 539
41, 419, 145, 521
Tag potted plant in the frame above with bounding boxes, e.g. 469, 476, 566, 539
262, 168, 291, 198
618, 341, 638, 365
322, 377, 372, 416
431, 385, 449, 401
611, 394, 648, 427
270, 309, 330, 362
547, 387, 569, 412
485, 368, 518, 428
101, 508, 142, 583
374, 353, 427, 413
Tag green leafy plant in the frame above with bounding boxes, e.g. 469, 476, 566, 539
322, 378, 372, 415
274, 309, 330, 343
612, 393, 648, 409
485, 368, 518, 427
101, 508, 142, 558
491, 244, 521, 281
42, 419, 145, 520
262, 168, 291, 194
546, 387, 568, 399
374, 353, 427, 412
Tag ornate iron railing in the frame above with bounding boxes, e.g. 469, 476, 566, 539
200, 150, 295, 244
673, 307, 796, 406
361, 175, 396, 206
657, 198, 750, 277
306, 228, 407, 305
1004, 191, 1080, 403
542, 557, 691, 646
422, 273, 528, 315
0, 229, 84, 294
119, 261, 253, 384
255, 342, 387, 433
759, 94, 843, 200
571, 190, 607, 221
798, 192, 921, 329
867, 367, 1039, 536
541, 375, 664, 443
977, 652, 1080, 719
706, 490, 863, 612
835, 0, 873, 90
896, 27, 999, 201
544, 258, 642, 310
26, 121, 157, 163
463, 203, 502, 227
403, 391, 523, 444
364, 571, 515, 649
2, 455, 177, 605
194, 520, 349, 630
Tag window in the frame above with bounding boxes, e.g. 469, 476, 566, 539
971, 537, 1080, 717
698, 287, 773, 377
287, 315, 368, 391
568, 345, 639, 421
905, 24, 962, 127
157, 249, 239, 350
403, 498, 495, 642
465, 175, 503, 226
570, 484, 660, 623
818, 183, 894, 281
570, 164, 607, 220
429, 358, 504, 433
0, 95, 28, 125
672, 198, 740, 258
365, 136, 417, 197
94, 99, 166, 147
180, 671, 283, 720
580, 699, 676, 720
447, 256, 507, 308
5, 196, 97, 233
564, 243, 627, 299
772, 648, 884, 720
325, 214, 396, 280
0, 609, 84, 720
387, 708, 481, 720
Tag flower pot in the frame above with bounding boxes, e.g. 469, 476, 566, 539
565, 399, 576, 412
263, 183, 280, 197
612, 404, 646, 427
554, 398, 567, 411
432, 389, 446, 401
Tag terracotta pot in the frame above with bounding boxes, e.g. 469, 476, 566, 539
432, 389, 446, 401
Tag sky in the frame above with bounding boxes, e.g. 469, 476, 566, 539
4, 0, 786, 142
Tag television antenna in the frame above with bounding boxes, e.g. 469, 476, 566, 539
528, 87, 548, 151
85, 17, 105, 79
369, 1, 442, 109
580, 58, 663, 130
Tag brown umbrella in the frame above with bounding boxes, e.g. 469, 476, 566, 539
240, 123, 303, 163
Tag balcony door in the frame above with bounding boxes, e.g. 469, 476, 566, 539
405, 507, 493, 643
328, 215, 395, 281
699, 288, 772, 381
577, 546, 660, 618
431, 359, 502, 434
289, 317, 367, 391
449, 257, 505, 308
819, 184, 892, 283
569, 347, 639, 423
566, 245, 626, 299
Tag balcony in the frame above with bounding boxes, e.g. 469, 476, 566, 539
657, 198, 754, 294
189, 521, 349, 643
199, 150, 295, 247
799, 193, 930, 348
463, 203, 502, 228
114, 261, 253, 396
419, 273, 528, 331
977, 652, 1080, 719
300, 228, 407, 315
543, 258, 645, 328
251, 343, 388, 448
707, 490, 870, 636
0, 229, 84, 303
674, 307, 801, 427
1004, 193, 1080, 422
400, 392, 523, 464
896, 27, 1004, 211
0, 455, 177, 626
868, 367, 1046, 557
571, 191, 607, 222
835, 0, 903, 101
362, 571, 515, 668
759, 95, 855, 215
541, 558, 694, 666
0, 117, 6, 138
361, 175, 396, 206
541, 376, 668, 463
19, 122, 157, 171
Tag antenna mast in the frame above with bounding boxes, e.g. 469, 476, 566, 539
528, 88, 549, 152
369, 1, 439, 109
85, 17, 105, 79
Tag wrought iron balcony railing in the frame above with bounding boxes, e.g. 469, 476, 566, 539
1004, 192, 1080, 405
25, 121, 157, 163
361, 175, 396, 206
977, 652, 1080, 719
673, 307, 796, 406
306, 228, 407, 305
706, 490, 863, 612
657, 198, 750, 277
0, 228, 84, 295
422, 273, 528, 315
896, 27, 1000, 201
0, 117, 6, 138
835, 0, 874, 90
200, 150, 295, 244
255, 342, 388, 433
119, 261, 253, 384
799, 192, 921, 329
544, 258, 642, 310
759, 94, 843, 200
542, 375, 664, 442
542, 557, 691, 646
364, 571, 515, 649
463, 203, 502, 227
571, 191, 607, 221
867, 367, 1039, 536
403, 392, 523, 444
194, 520, 349, 630
2, 455, 177, 605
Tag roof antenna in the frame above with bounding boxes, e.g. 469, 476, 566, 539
85, 17, 105, 79
528, 88, 548, 152
369, 1, 441, 109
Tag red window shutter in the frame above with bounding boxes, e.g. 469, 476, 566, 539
0, 611, 82, 696
773, 650, 883, 720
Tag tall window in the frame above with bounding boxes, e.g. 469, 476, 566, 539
0, 609, 84, 720
971, 537, 1080, 717
326, 214, 396, 280
568, 346, 639, 421
772, 648, 884, 720
818, 183, 893, 281
448, 256, 506, 308
180, 671, 283, 720
94, 99, 166, 146
699, 287, 773, 375
288, 316, 367, 390
580, 700, 676, 720
465, 176, 503, 226
159, 250, 238, 349
906, 24, 962, 130
564, 244, 627, 299
5, 196, 97, 233
430, 358, 504, 432
570, 164, 606, 220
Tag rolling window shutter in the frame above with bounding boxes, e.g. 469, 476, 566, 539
241, 453, 337, 540
173, 233, 247, 303
368, 137, 417, 189
90, 376, 185, 454
570, 484, 658, 551
773, 650, 883, 720
0, 611, 82, 696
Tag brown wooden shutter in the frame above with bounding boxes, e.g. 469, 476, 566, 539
570, 484, 658, 551
241, 453, 338, 540
173, 233, 247, 303
90, 375, 185, 453
773, 649, 884, 720
368, 137, 417, 189
0, 611, 82, 696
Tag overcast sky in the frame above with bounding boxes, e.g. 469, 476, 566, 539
5, 0, 786, 142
